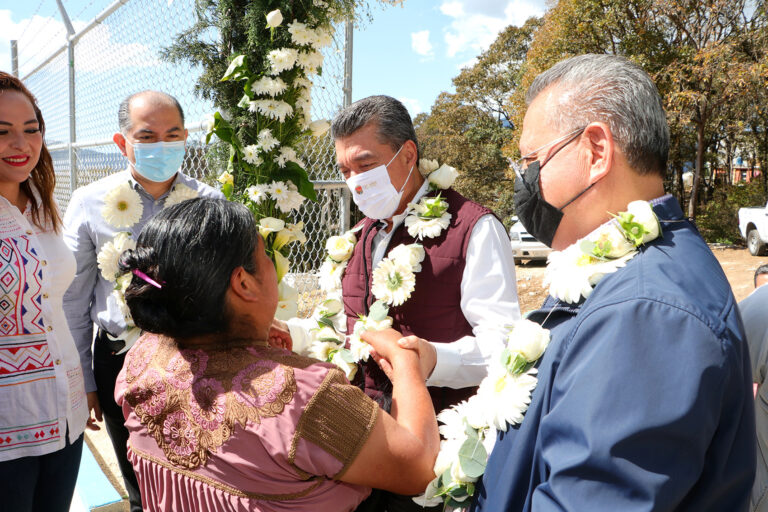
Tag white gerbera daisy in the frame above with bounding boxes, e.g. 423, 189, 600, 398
404, 212, 451, 240
318, 259, 347, 293
243, 145, 263, 166
476, 366, 538, 432
97, 232, 136, 282
245, 184, 268, 204
371, 258, 416, 306
102, 182, 143, 229
164, 184, 198, 208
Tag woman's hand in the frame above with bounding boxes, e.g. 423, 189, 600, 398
267, 318, 292, 351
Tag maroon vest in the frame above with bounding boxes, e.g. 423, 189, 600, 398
341, 188, 494, 413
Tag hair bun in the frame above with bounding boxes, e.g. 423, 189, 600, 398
118, 246, 156, 274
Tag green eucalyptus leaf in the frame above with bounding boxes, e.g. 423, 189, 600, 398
338, 349, 356, 363
317, 316, 334, 329
368, 300, 389, 322
458, 436, 487, 478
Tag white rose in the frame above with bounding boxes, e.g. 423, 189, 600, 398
388, 243, 425, 272
342, 230, 357, 244
309, 119, 331, 137
449, 453, 478, 484
326, 235, 355, 262
318, 298, 343, 317
434, 438, 463, 476
508, 319, 550, 362
265, 9, 283, 28
427, 164, 458, 190
419, 158, 439, 175
625, 200, 660, 243
315, 326, 343, 343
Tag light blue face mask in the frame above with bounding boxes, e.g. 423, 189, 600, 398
127, 140, 186, 183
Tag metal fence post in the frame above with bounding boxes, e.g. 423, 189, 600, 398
10, 41, 18, 77
340, 19, 354, 232
57, 0, 78, 194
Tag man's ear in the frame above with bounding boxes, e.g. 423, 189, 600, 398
229, 266, 261, 303
403, 139, 419, 170
113, 133, 127, 156
583, 122, 614, 184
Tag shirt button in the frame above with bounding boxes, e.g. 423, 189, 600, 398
42, 293, 49, 299
55, 359, 61, 365
25, 230, 33, 235
46, 325, 53, 332
41, 260, 47, 266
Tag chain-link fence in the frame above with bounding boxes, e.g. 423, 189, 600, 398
16, 0, 352, 314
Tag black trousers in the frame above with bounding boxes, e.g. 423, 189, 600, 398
0, 432, 83, 512
94, 332, 142, 512
355, 489, 443, 512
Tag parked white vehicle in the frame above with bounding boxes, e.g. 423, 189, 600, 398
738, 200, 768, 255
509, 217, 552, 263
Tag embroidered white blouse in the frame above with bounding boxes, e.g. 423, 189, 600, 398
0, 192, 88, 461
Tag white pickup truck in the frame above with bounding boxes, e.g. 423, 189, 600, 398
739, 201, 768, 255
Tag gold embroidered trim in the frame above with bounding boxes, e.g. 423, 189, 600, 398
130, 444, 325, 500
290, 368, 379, 478
124, 336, 302, 469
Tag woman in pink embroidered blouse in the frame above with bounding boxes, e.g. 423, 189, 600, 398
0, 73, 90, 511
115, 198, 439, 511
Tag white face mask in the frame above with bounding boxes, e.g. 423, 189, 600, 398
345, 145, 414, 220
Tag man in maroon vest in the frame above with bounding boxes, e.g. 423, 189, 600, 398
322, 95, 519, 511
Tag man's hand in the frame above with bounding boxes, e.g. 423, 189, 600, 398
86, 391, 102, 431
268, 318, 293, 351
397, 336, 437, 381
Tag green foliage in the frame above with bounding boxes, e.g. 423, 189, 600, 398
697, 179, 768, 244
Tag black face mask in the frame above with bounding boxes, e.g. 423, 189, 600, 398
513, 161, 562, 247
513, 160, 596, 248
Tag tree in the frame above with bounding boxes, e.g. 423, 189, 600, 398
415, 17, 542, 223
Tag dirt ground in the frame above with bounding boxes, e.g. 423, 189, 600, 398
514, 246, 767, 315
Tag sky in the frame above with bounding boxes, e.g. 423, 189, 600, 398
0, 0, 548, 122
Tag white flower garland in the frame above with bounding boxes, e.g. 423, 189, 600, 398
309, 160, 459, 379
95, 180, 200, 351
414, 200, 663, 509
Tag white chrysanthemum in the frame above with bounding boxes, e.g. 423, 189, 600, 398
544, 243, 636, 304
267, 181, 288, 200
297, 50, 324, 72
418, 158, 439, 175
267, 48, 298, 74
202, 113, 216, 134
275, 146, 303, 168
311, 28, 334, 49
294, 76, 313, 91
245, 184, 268, 204
251, 100, 294, 122
476, 366, 538, 432
428, 164, 458, 189
388, 243, 425, 272
330, 350, 357, 381
243, 145, 263, 166
273, 182, 304, 213
102, 182, 143, 229
251, 77, 288, 97
404, 212, 451, 240
288, 20, 315, 46
97, 232, 136, 282
164, 184, 199, 208
371, 258, 416, 306
309, 120, 330, 137
257, 129, 280, 152
318, 259, 347, 292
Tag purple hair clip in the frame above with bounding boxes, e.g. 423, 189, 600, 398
132, 269, 163, 289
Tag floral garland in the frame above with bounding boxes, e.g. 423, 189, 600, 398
305, 160, 459, 380
96, 181, 200, 351
413, 200, 663, 510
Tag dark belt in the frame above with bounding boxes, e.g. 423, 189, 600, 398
96, 328, 126, 354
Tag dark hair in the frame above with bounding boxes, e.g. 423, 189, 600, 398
755, 264, 768, 287
118, 198, 259, 338
0, 71, 61, 232
118, 90, 185, 133
331, 95, 419, 160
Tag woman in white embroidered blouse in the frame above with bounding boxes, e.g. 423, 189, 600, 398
0, 72, 90, 512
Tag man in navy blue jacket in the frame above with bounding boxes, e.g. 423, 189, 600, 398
472, 54, 755, 511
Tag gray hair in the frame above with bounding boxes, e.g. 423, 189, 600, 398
118, 90, 185, 133
756, 264, 768, 286
331, 95, 419, 160
526, 54, 669, 177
